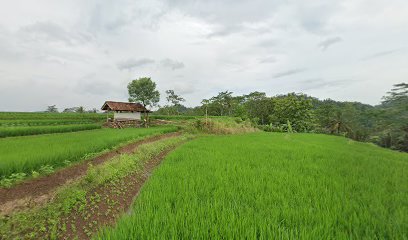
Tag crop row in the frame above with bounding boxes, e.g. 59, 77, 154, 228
0, 126, 178, 178
0, 112, 109, 120
98, 133, 408, 239
0, 119, 101, 127
0, 124, 102, 138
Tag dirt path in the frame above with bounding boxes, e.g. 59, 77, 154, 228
0, 132, 180, 214
58, 144, 182, 239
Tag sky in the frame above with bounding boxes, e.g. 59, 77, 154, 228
0, 0, 407, 111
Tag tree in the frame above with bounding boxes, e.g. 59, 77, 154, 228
242, 92, 271, 124
127, 77, 160, 126
46, 105, 58, 113
128, 77, 160, 108
62, 106, 85, 113
165, 90, 185, 115
269, 93, 315, 132
76, 106, 85, 113
208, 91, 234, 116
376, 83, 408, 151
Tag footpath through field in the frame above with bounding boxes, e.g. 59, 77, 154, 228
0, 132, 180, 215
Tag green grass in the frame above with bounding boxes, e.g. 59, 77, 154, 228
0, 126, 178, 178
0, 124, 102, 138
97, 132, 408, 239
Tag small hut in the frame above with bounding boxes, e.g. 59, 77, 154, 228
101, 101, 149, 121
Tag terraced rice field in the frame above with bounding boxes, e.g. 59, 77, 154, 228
98, 132, 408, 239
0, 126, 178, 178
0, 124, 101, 138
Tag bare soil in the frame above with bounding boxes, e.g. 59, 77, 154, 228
0, 132, 180, 215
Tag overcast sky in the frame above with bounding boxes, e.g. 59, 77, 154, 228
0, 0, 407, 111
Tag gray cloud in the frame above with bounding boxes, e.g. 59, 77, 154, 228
117, 58, 155, 71
273, 69, 306, 78
298, 78, 351, 90
19, 21, 92, 46
160, 58, 185, 70
259, 56, 277, 64
361, 49, 402, 61
257, 39, 279, 48
318, 37, 342, 51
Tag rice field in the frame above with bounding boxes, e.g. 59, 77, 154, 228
0, 126, 178, 177
0, 119, 98, 127
0, 112, 107, 121
98, 132, 408, 239
0, 124, 101, 138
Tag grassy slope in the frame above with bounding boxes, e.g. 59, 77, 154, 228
98, 132, 408, 239
0, 126, 177, 177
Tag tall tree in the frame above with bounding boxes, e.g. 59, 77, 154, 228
165, 90, 185, 115
127, 77, 160, 125
377, 83, 408, 151
46, 105, 58, 113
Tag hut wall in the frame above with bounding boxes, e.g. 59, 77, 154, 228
114, 112, 141, 120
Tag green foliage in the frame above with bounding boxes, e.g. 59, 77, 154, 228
0, 173, 27, 188
0, 126, 178, 178
269, 93, 316, 132
127, 77, 160, 108
46, 105, 58, 113
374, 83, 408, 151
97, 133, 408, 239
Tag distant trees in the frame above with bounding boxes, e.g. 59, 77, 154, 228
46, 105, 58, 113
152, 83, 407, 152
63, 106, 85, 113
269, 93, 315, 132
375, 83, 408, 151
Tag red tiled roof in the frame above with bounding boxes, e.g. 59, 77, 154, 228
101, 101, 149, 112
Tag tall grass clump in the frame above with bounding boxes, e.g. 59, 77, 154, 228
0, 126, 178, 178
97, 132, 408, 239
0, 124, 101, 138
186, 117, 257, 134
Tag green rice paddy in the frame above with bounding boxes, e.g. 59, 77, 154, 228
0, 126, 177, 177
0, 124, 101, 138
98, 132, 408, 239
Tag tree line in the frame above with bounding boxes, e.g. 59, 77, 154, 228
154, 81, 407, 152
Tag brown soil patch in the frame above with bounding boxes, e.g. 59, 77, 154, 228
58, 145, 181, 240
0, 132, 180, 215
